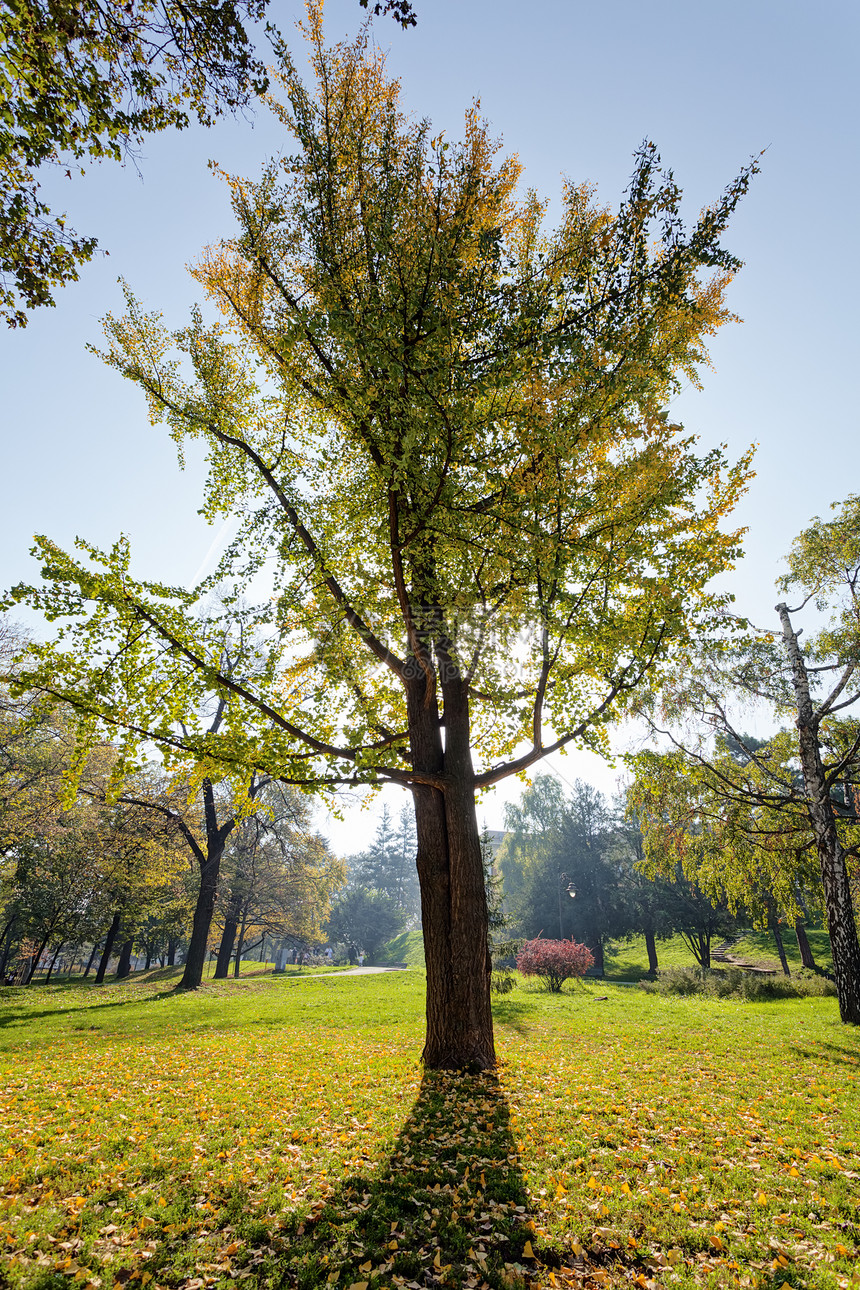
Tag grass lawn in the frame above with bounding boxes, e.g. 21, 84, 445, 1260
1, 968, 858, 1290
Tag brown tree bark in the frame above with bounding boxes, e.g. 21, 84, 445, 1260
233, 916, 249, 977
768, 912, 791, 976
409, 670, 495, 1071
214, 907, 239, 979
166, 937, 178, 966
644, 928, 659, 974
82, 940, 101, 978
776, 603, 860, 1023
95, 911, 121, 984
179, 777, 241, 990
44, 942, 64, 983
794, 918, 817, 970
115, 938, 133, 978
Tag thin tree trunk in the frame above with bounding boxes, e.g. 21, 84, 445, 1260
44, 942, 64, 983
26, 928, 53, 984
215, 903, 239, 979
794, 918, 817, 970
115, 938, 133, 979
144, 948, 152, 971
83, 941, 101, 979
0, 913, 17, 978
777, 602, 860, 1022
166, 937, 178, 967
590, 937, 605, 976
234, 917, 248, 977
769, 913, 791, 976
644, 928, 659, 974
95, 911, 121, 985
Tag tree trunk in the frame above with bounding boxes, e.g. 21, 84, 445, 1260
26, 927, 54, 983
644, 928, 659, 974
83, 941, 101, 979
215, 902, 239, 979
794, 918, 817, 970
44, 942, 64, 983
234, 917, 248, 977
777, 603, 860, 1022
769, 914, 791, 976
166, 937, 178, 967
180, 847, 224, 989
144, 948, 152, 971
115, 938, 133, 979
95, 911, 121, 984
0, 913, 17, 978
410, 675, 495, 1071
590, 937, 605, 976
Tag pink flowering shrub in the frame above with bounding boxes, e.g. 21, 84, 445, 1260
516, 937, 595, 992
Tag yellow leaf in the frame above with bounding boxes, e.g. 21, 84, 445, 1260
523, 1240, 535, 1259
587, 1176, 598, 1190
709, 1235, 724, 1251
359, 1261, 372, 1272
835, 1244, 849, 1257
756, 1190, 767, 1205
433, 1251, 441, 1270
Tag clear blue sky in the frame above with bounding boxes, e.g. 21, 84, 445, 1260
2, 0, 858, 852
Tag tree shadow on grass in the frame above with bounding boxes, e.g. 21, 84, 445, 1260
262, 1070, 596, 1290
791, 1040, 860, 1068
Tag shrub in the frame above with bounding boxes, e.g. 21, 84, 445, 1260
516, 938, 594, 992
491, 968, 516, 994
641, 966, 838, 1001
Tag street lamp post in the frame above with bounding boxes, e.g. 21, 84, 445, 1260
558, 873, 576, 938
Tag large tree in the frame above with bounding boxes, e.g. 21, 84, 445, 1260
9, 13, 755, 1067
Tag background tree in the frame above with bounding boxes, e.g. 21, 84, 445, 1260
213, 781, 342, 977
0, 0, 418, 326
325, 886, 404, 963
9, 12, 755, 1068
349, 803, 420, 924
628, 495, 860, 1020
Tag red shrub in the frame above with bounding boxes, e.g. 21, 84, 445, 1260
516, 937, 595, 992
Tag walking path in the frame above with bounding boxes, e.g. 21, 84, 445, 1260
281, 965, 409, 980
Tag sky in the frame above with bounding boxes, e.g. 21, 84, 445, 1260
1, 0, 858, 855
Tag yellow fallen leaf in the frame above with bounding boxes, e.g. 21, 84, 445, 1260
523, 1240, 535, 1259
835, 1244, 849, 1257
587, 1176, 598, 1190
433, 1251, 441, 1270
709, 1235, 724, 1251
387, 1240, 398, 1250
756, 1191, 767, 1205
666, 1249, 682, 1266
359, 1261, 372, 1273
346, 1283, 368, 1290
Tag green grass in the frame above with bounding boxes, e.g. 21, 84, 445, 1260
726, 929, 834, 976
602, 934, 703, 981
1, 969, 858, 1289
375, 930, 426, 968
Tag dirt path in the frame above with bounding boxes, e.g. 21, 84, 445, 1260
711, 939, 776, 975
